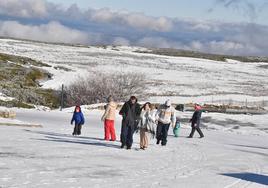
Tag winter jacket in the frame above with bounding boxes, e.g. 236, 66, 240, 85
190, 110, 202, 127
155, 104, 176, 127
71, 111, 85, 125
102, 101, 117, 121
119, 100, 141, 128
139, 109, 157, 132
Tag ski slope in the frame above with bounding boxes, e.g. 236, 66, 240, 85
0, 108, 267, 188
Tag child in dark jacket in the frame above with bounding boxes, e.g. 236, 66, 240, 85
71, 106, 85, 136
188, 104, 204, 138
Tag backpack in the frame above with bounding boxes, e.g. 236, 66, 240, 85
173, 121, 180, 137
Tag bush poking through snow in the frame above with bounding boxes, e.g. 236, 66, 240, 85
65, 72, 147, 106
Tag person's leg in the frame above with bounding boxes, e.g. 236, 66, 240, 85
144, 131, 149, 148
120, 124, 127, 148
196, 126, 204, 138
126, 126, 134, 149
161, 124, 170, 146
78, 124, 82, 135
104, 120, 110, 140
140, 128, 145, 149
189, 126, 196, 138
156, 122, 163, 144
109, 120, 116, 141
73, 124, 78, 135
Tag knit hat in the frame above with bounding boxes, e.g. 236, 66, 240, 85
165, 99, 171, 107
194, 104, 202, 111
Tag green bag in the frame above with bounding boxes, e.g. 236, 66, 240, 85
173, 121, 180, 137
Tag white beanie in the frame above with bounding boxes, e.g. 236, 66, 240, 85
165, 99, 171, 107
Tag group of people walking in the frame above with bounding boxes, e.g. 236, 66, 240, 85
70, 96, 204, 150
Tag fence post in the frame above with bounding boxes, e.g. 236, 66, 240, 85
60, 84, 64, 111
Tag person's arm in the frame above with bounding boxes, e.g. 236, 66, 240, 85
136, 103, 142, 116
138, 111, 144, 129
101, 104, 110, 121
171, 108, 176, 128
189, 111, 196, 123
71, 113, 75, 124
155, 107, 162, 124
81, 113, 85, 125
119, 103, 127, 118
148, 110, 156, 122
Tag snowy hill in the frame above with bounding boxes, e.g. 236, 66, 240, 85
0, 38, 267, 135
0, 38, 268, 187
0, 38, 267, 105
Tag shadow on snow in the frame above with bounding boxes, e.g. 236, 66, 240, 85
25, 130, 121, 149
221, 173, 268, 186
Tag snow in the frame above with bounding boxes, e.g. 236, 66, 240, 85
0, 38, 267, 107
0, 93, 14, 102
0, 38, 267, 187
0, 108, 267, 187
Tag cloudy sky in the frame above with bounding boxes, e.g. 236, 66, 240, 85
0, 0, 268, 56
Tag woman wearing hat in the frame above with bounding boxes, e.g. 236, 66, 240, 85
101, 96, 118, 141
155, 99, 176, 146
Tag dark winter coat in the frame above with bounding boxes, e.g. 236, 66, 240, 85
119, 100, 141, 128
71, 111, 85, 125
190, 110, 202, 127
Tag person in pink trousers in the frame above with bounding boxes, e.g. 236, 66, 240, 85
101, 96, 117, 141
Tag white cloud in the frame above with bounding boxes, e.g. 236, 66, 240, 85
189, 21, 220, 32
0, 21, 89, 44
188, 40, 263, 56
0, 0, 47, 18
90, 8, 173, 32
0, 0, 173, 32
137, 37, 183, 49
112, 37, 130, 46
0, 0, 267, 56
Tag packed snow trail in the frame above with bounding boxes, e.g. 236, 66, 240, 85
0, 109, 267, 188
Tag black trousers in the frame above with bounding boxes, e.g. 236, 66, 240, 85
120, 125, 135, 148
156, 122, 170, 145
73, 124, 82, 135
189, 126, 204, 137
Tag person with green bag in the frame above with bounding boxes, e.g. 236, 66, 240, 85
173, 118, 180, 137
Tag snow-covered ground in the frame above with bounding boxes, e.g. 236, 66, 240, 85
0, 93, 14, 102
0, 38, 267, 187
0, 108, 267, 188
0, 38, 267, 106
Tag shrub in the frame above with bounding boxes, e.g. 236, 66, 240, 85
64, 72, 147, 106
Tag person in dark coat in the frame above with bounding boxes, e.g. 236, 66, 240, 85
119, 96, 141, 149
188, 104, 204, 138
71, 106, 85, 136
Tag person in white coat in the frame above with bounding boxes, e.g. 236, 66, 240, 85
155, 100, 176, 146
139, 102, 156, 150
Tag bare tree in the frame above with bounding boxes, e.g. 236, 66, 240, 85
65, 72, 147, 106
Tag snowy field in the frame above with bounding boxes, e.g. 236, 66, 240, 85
0, 38, 268, 187
0, 108, 268, 188
0, 38, 268, 106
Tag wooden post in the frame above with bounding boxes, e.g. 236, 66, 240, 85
60, 84, 64, 111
